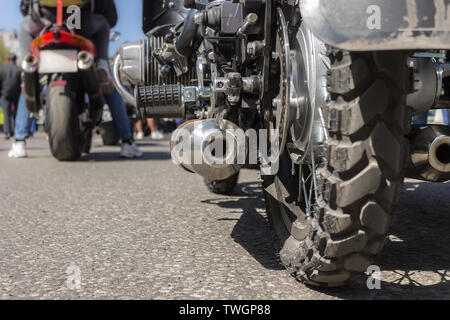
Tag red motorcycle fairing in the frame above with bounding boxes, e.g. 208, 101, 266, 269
50, 80, 68, 87
31, 29, 96, 57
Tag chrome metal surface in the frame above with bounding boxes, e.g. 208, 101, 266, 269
407, 57, 440, 115
170, 119, 246, 181
77, 51, 94, 70
288, 23, 328, 163
113, 55, 137, 107
408, 125, 450, 182
272, 7, 291, 157
300, 0, 450, 51
22, 55, 39, 74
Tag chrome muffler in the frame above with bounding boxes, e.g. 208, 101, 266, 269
22, 55, 41, 115
78, 51, 106, 120
407, 125, 450, 182
170, 119, 247, 181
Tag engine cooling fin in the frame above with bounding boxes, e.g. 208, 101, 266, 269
144, 36, 195, 86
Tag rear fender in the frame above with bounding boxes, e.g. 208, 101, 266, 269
300, 0, 450, 51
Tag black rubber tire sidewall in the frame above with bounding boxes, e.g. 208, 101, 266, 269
46, 84, 82, 161
263, 49, 411, 287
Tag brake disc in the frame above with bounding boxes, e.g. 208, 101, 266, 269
271, 7, 291, 156
287, 25, 313, 163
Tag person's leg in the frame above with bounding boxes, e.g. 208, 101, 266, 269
105, 90, 143, 158
8, 95, 29, 158
147, 118, 164, 140
10, 97, 20, 136
80, 14, 110, 60
104, 90, 132, 141
135, 120, 143, 134
14, 95, 30, 141
80, 14, 114, 93
135, 120, 145, 140
81, 14, 141, 157
18, 16, 43, 64
442, 109, 449, 126
2, 99, 12, 138
147, 118, 157, 134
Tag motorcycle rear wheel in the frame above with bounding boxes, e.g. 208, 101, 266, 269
45, 83, 82, 161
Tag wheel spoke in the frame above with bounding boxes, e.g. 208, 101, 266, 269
311, 149, 319, 200
301, 173, 311, 217
297, 164, 303, 204
297, 148, 320, 218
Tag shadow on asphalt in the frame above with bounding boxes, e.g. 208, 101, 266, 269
203, 179, 450, 298
301, 180, 450, 299
134, 142, 159, 147
79, 151, 171, 162
202, 181, 284, 271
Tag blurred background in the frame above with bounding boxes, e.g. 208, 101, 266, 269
0, 0, 144, 57
0, 0, 150, 134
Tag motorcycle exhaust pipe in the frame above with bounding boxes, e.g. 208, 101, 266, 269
78, 51, 106, 121
170, 119, 247, 181
22, 55, 41, 115
407, 125, 450, 182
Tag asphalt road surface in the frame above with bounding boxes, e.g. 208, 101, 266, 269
0, 133, 449, 299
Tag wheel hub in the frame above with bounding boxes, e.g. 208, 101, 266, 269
271, 7, 292, 157
272, 9, 318, 164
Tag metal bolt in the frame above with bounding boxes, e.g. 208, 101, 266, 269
245, 13, 258, 25
208, 52, 216, 62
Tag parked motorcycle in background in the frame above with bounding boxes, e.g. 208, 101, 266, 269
114, 0, 450, 287
22, 0, 106, 161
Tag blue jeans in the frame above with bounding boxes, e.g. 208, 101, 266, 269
15, 90, 132, 142
413, 111, 450, 125
104, 90, 132, 141
413, 112, 428, 125
15, 94, 30, 141
442, 109, 449, 126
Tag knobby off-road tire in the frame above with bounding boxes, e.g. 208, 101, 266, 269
204, 172, 240, 195
46, 84, 82, 161
263, 49, 411, 287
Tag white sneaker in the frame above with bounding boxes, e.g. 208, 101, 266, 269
135, 131, 145, 140
151, 131, 164, 140
120, 142, 143, 159
8, 141, 28, 158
